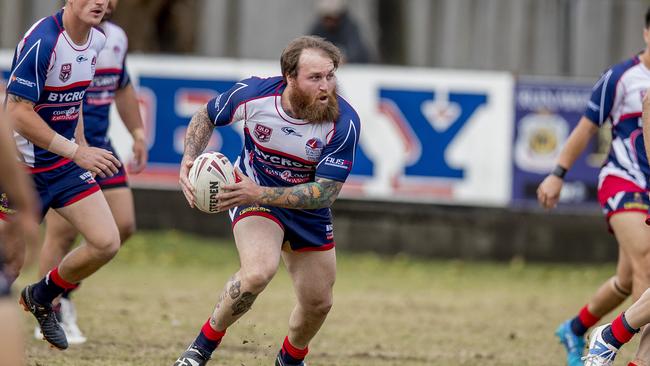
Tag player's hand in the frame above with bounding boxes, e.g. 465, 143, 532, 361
179, 156, 195, 208
217, 168, 263, 212
537, 175, 563, 210
72, 145, 121, 178
128, 138, 148, 174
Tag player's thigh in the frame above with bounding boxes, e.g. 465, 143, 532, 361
103, 187, 135, 229
54, 190, 119, 247
617, 245, 633, 289
233, 215, 284, 273
282, 249, 336, 302
610, 211, 650, 257
44, 208, 78, 243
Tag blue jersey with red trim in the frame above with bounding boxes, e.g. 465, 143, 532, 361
206, 76, 360, 189
83, 21, 130, 147
584, 55, 650, 189
6, 9, 105, 169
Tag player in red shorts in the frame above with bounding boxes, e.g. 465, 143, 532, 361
173, 36, 360, 366
33, 0, 147, 345
537, 7, 650, 365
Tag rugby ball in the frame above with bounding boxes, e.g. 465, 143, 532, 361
188, 152, 236, 214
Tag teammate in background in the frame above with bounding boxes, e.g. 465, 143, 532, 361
33, 0, 147, 345
0, 111, 40, 366
536, 7, 650, 366
173, 36, 360, 366
4, 0, 123, 351
581, 85, 650, 366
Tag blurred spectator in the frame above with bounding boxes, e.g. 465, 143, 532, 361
112, 0, 196, 53
308, 0, 372, 63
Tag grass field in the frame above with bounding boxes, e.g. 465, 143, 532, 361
14, 230, 640, 365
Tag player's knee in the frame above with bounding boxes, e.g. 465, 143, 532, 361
302, 295, 333, 317
241, 269, 275, 292
89, 230, 121, 261
117, 219, 136, 244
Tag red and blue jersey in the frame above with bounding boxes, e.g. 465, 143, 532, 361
206, 76, 360, 190
585, 55, 650, 189
6, 9, 105, 170
83, 21, 130, 148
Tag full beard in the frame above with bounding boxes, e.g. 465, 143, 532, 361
289, 85, 340, 123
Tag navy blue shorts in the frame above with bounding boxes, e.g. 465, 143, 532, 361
94, 142, 129, 190
31, 160, 100, 219
229, 205, 335, 251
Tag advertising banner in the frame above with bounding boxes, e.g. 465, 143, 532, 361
512, 78, 602, 209
0, 52, 514, 206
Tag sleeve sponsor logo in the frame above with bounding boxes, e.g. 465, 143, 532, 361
323, 156, 352, 170
11, 75, 36, 88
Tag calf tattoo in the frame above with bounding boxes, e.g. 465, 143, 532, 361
228, 280, 242, 299
231, 292, 258, 316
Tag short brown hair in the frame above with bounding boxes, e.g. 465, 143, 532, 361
280, 36, 342, 82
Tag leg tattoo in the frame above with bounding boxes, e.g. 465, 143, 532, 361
232, 292, 258, 316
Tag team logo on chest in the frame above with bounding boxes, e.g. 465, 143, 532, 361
305, 138, 324, 162
254, 124, 273, 142
59, 63, 72, 82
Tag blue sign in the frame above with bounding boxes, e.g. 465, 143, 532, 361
512, 78, 599, 209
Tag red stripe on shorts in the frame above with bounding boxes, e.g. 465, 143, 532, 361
63, 184, 100, 207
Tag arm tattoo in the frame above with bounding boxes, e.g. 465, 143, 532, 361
7, 94, 35, 107
183, 105, 214, 160
258, 177, 343, 209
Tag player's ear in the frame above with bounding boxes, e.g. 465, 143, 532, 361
286, 75, 296, 88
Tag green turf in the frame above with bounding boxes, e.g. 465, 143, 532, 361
16, 230, 638, 365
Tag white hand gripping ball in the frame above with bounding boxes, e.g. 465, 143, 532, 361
188, 151, 236, 214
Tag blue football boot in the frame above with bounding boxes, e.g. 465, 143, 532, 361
556, 319, 585, 366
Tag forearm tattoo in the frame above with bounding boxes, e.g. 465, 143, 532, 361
259, 177, 343, 209
183, 105, 214, 160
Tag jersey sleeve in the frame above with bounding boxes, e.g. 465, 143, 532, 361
315, 112, 361, 182
584, 67, 622, 126
118, 54, 131, 89
118, 30, 130, 89
6, 36, 54, 103
206, 79, 256, 127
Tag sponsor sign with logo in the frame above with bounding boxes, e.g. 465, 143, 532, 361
512, 78, 600, 209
